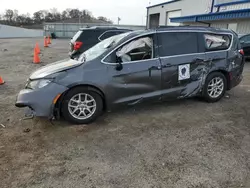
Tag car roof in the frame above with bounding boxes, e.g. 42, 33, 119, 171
122, 26, 235, 38
114, 26, 235, 47
79, 26, 131, 31
156, 26, 234, 34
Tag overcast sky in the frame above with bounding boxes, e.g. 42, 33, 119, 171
0, 0, 167, 25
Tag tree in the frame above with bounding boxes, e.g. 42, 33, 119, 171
98, 16, 108, 22
13, 10, 18, 23
45, 12, 53, 22
0, 8, 113, 27
98, 16, 113, 24
16, 14, 28, 25
61, 10, 68, 20
4, 9, 14, 23
33, 11, 43, 24
69, 9, 81, 19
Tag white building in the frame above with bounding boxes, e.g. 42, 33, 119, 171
147, 0, 250, 34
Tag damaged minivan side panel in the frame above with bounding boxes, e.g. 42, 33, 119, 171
103, 33, 162, 107
156, 30, 236, 99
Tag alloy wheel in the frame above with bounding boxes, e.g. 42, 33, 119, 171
207, 77, 224, 99
68, 93, 97, 120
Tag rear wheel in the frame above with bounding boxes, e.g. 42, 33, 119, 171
61, 87, 103, 124
203, 72, 227, 102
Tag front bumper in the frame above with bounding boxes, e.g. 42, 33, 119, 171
15, 82, 68, 118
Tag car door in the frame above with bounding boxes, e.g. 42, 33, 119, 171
102, 34, 162, 107
157, 31, 207, 100
239, 34, 250, 56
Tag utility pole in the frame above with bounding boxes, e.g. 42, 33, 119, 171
118, 17, 121, 25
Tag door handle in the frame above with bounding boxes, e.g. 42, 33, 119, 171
149, 66, 162, 70
162, 63, 172, 68
192, 58, 205, 62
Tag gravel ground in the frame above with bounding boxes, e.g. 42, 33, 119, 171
0, 38, 250, 188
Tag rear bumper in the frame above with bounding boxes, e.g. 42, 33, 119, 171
228, 74, 243, 90
15, 83, 68, 118
69, 50, 81, 59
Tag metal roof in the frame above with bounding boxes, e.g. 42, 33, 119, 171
170, 8, 250, 23
214, 0, 250, 7
146, 0, 180, 9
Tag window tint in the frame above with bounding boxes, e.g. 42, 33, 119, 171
80, 30, 103, 41
116, 30, 127, 35
116, 36, 153, 63
240, 35, 250, 43
157, 32, 198, 56
204, 34, 231, 51
99, 31, 118, 41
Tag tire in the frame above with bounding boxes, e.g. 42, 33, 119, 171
203, 72, 227, 103
61, 87, 103, 124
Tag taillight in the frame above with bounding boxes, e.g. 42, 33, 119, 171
74, 41, 83, 50
239, 49, 244, 55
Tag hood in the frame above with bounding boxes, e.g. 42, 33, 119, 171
30, 58, 82, 80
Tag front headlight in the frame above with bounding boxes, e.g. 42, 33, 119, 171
26, 79, 52, 89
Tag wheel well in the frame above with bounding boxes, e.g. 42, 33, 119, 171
211, 70, 230, 90
54, 85, 106, 117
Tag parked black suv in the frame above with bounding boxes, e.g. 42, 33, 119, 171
69, 26, 132, 58
16, 26, 245, 124
239, 34, 250, 58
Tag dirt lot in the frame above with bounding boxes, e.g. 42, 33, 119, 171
1, 38, 250, 188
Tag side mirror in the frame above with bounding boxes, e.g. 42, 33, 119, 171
115, 62, 123, 71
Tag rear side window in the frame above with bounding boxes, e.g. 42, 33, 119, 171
80, 30, 98, 40
157, 32, 198, 57
240, 35, 250, 43
204, 34, 231, 51
99, 31, 118, 41
99, 30, 128, 41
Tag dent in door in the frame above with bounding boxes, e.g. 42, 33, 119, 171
108, 61, 162, 105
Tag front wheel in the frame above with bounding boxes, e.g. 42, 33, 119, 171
61, 87, 103, 124
203, 72, 227, 103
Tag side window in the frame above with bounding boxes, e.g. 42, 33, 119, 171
240, 35, 250, 43
99, 31, 118, 41
80, 30, 102, 42
204, 34, 231, 51
115, 36, 154, 63
115, 30, 127, 35
157, 32, 198, 57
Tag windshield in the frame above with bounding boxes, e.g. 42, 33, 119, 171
79, 32, 131, 62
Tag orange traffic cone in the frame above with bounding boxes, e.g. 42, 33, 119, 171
0, 76, 5, 85
47, 36, 51, 44
33, 48, 40, 64
35, 42, 40, 54
44, 36, 48, 47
